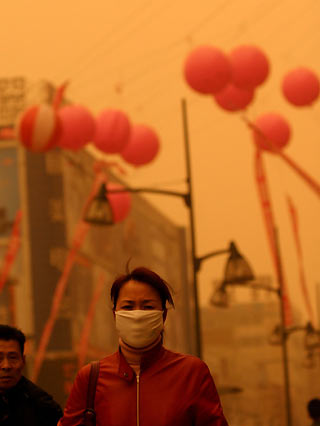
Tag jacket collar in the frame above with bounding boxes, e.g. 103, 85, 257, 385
2, 376, 28, 399
117, 340, 165, 381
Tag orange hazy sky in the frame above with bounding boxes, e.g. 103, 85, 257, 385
1, 0, 320, 323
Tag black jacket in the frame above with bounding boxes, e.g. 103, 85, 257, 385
0, 376, 62, 426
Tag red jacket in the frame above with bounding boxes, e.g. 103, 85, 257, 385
60, 344, 228, 426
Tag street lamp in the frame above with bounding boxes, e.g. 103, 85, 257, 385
210, 256, 294, 426
83, 98, 256, 360
304, 322, 320, 351
269, 321, 320, 353
211, 277, 279, 308
84, 179, 254, 354
84, 183, 114, 225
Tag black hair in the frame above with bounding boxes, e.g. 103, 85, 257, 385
308, 398, 320, 419
111, 266, 175, 310
0, 324, 26, 355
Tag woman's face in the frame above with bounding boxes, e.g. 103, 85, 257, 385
115, 280, 163, 312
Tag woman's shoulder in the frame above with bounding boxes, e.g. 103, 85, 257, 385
163, 347, 209, 369
161, 348, 214, 385
77, 351, 119, 379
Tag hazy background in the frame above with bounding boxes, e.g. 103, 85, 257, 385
1, 0, 319, 321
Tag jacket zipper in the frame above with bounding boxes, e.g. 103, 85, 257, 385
136, 375, 140, 426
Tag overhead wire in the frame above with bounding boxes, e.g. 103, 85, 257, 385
54, 0, 320, 130
73, 1, 244, 113
54, 0, 152, 83
81, 0, 286, 110
69, 0, 176, 87
127, 0, 319, 113
110, 0, 277, 92
258, 0, 319, 49
81, 47, 185, 108
62, 148, 188, 197
68, 0, 237, 97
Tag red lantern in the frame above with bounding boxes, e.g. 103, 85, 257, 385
57, 105, 95, 150
214, 84, 254, 112
230, 45, 269, 90
252, 113, 291, 152
282, 67, 320, 107
184, 45, 231, 94
93, 109, 131, 154
17, 104, 61, 152
107, 183, 131, 223
121, 124, 160, 166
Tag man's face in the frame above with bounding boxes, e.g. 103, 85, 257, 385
0, 340, 25, 392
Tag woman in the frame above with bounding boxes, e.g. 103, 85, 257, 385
60, 267, 228, 426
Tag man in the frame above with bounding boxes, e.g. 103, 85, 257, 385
308, 399, 320, 426
0, 324, 63, 425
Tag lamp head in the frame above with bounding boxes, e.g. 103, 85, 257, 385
268, 324, 283, 345
304, 322, 320, 350
210, 284, 229, 308
222, 241, 255, 285
84, 183, 114, 225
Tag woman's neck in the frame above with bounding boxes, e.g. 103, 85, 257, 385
119, 335, 162, 375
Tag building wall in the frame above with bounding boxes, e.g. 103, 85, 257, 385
0, 78, 197, 407
4, 145, 195, 407
201, 299, 320, 426
62, 149, 196, 358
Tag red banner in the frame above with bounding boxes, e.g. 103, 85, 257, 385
245, 117, 320, 199
255, 149, 292, 326
0, 210, 22, 293
32, 172, 108, 383
287, 196, 315, 326
279, 151, 320, 198
77, 272, 106, 369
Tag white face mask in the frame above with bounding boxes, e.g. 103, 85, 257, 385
115, 310, 164, 349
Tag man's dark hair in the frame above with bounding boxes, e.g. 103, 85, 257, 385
307, 398, 320, 420
0, 324, 26, 355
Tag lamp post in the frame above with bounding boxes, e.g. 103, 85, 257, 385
211, 241, 294, 426
270, 322, 320, 363
84, 99, 255, 359
269, 322, 320, 345
211, 278, 293, 425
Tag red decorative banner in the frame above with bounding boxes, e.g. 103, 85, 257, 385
279, 151, 320, 198
0, 210, 22, 293
32, 172, 108, 383
77, 272, 106, 369
255, 149, 292, 326
244, 116, 320, 199
52, 82, 68, 110
287, 196, 315, 326
8, 283, 17, 326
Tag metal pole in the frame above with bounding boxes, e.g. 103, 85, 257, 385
181, 98, 202, 359
279, 296, 292, 426
274, 228, 292, 426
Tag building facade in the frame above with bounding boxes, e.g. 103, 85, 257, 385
202, 293, 320, 426
0, 79, 197, 406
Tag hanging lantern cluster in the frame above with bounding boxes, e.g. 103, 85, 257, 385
183, 43, 320, 337
15, 85, 160, 168
249, 66, 320, 154
15, 85, 161, 225
184, 44, 320, 157
184, 44, 270, 112
183, 43, 320, 202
